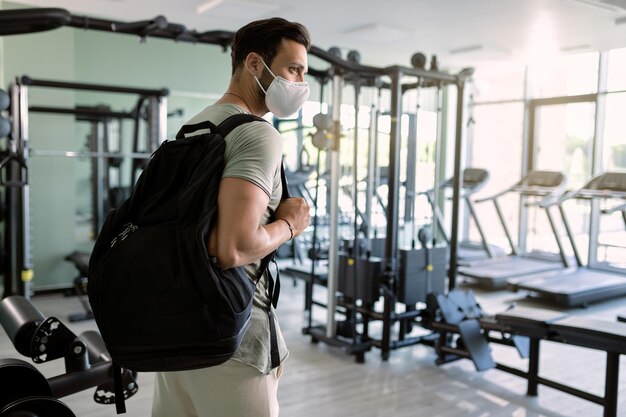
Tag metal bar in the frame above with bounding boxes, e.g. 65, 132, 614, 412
528, 93, 597, 107
426, 191, 450, 244
18, 83, 31, 299
365, 100, 377, 246
30, 150, 151, 159
544, 206, 569, 267
447, 80, 465, 290
440, 345, 472, 359
158, 95, 168, 147
4, 83, 21, 298
465, 195, 495, 257
48, 361, 113, 398
20, 75, 167, 96
535, 376, 604, 405
527, 338, 540, 396
558, 205, 584, 267
588, 198, 602, 267
308, 48, 458, 83
384, 68, 402, 277
3, 9, 466, 85
147, 96, 164, 152
433, 85, 444, 245
405, 113, 418, 225
495, 363, 528, 379
381, 67, 403, 358
325, 73, 343, 339
590, 52, 609, 269
351, 80, 360, 344
89, 122, 98, 237
28, 105, 134, 119
604, 352, 619, 417
521, 73, 534, 254
493, 198, 519, 255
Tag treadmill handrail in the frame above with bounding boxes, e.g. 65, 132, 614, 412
539, 189, 579, 208
474, 185, 562, 203
437, 168, 490, 195
602, 202, 626, 215
475, 171, 568, 204
541, 173, 626, 208
525, 193, 561, 208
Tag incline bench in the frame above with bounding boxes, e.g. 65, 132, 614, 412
431, 290, 626, 417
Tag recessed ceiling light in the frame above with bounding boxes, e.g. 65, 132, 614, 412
344, 23, 411, 43
196, 0, 279, 19
560, 44, 592, 52
449, 44, 511, 59
572, 0, 626, 12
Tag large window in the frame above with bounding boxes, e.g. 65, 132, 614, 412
607, 48, 626, 92
529, 52, 599, 98
472, 63, 526, 102
603, 92, 626, 172
467, 102, 524, 248
533, 101, 596, 189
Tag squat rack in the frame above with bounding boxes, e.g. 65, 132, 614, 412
4, 74, 168, 298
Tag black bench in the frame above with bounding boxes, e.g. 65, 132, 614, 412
64, 251, 93, 322
495, 311, 625, 417
432, 290, 625, 417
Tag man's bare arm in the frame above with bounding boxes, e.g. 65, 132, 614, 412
208, 177, 308, 269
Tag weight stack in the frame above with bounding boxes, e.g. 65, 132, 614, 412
398, 246, 447, 305
337, 254, 382, 304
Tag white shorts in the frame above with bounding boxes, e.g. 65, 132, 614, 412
152, 359, 283, 417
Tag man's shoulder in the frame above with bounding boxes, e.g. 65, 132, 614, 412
186, 103, 242, 125
231, 117, 279, 140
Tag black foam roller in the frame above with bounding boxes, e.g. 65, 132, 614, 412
0, 296, 46, 357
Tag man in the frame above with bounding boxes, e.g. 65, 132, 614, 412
152, 18, 311, 417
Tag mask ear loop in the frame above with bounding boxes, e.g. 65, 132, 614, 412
254, 55, 275, 95
254, 76, 269, 95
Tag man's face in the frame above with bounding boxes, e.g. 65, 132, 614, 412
257, 39, 308, 93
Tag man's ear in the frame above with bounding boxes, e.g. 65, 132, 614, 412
244, 52, 262, 77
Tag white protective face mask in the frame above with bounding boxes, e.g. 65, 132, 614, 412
254, 57, 310, 118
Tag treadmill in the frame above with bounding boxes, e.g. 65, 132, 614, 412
512, 172, 626, 307
457, 170, 570, 288
424, 168, 506, 264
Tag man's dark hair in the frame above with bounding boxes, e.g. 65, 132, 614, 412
230, 18, 311, 75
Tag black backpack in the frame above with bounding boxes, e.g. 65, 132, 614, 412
88, 114, 284, 378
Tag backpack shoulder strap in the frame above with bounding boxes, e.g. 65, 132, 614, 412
175, 113, 266, 140
280, 162, 290, 200
175, 120, 218, 139
216, 113, 268, 138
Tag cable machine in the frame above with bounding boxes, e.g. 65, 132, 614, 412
298, 47, 473, 361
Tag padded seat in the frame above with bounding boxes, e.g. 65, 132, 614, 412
284, 264, 328, 284
64, 251, 91, 276
495, 307, 568, 339
550, 316, 626, 354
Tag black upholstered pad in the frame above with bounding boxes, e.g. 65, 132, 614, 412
496, 307, 568, 338
64, 251, 91, 276
550, 316, 626, 354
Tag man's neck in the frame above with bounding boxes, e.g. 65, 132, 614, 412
217, 77, 267, 117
